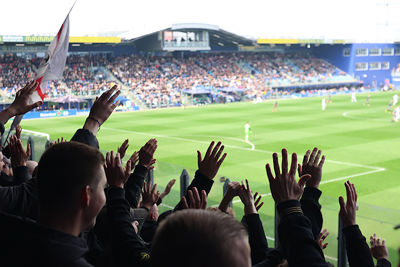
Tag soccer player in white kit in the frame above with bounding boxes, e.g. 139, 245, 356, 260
322, 98, 326, 111
393, 106, 400, 122
351, 92, 357, 103
393, 94, 398, 106
244, 122, 251, 142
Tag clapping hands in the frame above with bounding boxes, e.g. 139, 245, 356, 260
104, 151, 131, 188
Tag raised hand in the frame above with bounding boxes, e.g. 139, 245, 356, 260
84, 85, 120, 135
9, 135, 30, 167
0, 81, 43, 124
197, 141, 227, 179
226, 181, 241, 199
50, 137, 68, 146
370, 234, 389, 261
238, 179, 257, 215
266, 149, 311, 204
9, 81, 43, 116
218, 181, 241, 212
318, 229, 329, 250
182, 187, 207, 209
160, 179, 176, 199
138, 139, 157, 170
338, 181, 357, 227
15, 125, 22, 140
128, 151, 139, 168
141, 181, 160, 210
253, 192, 264, 211
298, 148, 325, 189
104, 151, 128, 188
117, 139, 129, 160
123, 151, 139, 175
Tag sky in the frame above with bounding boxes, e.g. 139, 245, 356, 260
1, 0, 400, 42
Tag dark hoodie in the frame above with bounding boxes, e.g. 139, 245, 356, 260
0, 212, 92, 267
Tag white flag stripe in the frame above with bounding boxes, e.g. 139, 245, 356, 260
33, 14, 70, 102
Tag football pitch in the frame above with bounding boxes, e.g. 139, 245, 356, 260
19, 91, 400, 264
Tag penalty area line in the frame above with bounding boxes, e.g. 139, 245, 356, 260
101, 127, 386, 171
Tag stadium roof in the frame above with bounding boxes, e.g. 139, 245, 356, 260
124, 23, 254, 47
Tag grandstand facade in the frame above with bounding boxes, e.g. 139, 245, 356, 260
1, 24, 400, 111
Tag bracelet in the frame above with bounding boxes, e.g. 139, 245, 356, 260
86, 117, 101, 129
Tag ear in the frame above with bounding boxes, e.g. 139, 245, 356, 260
81, 185, 91, 208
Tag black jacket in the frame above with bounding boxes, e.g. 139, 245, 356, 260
124, 165, 148, 209
242, 213, 283, 266
0, 128, 98, 219
157, 170, 214, 223
0, 212, 93, 267
343, 225, 391, 267
277, 200, 330, 267
106, 187, 150, 267
174, 170, 213, 211
300, 187, 323, 240
0, 166, 31, 186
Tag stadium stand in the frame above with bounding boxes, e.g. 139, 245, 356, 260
0, 52, 357, 108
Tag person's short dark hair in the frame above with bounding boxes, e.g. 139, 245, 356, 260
37, 141, 104, 212
151, 209, 248, 267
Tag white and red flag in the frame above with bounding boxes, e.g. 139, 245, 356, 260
6, 6, 74, 139
31, 14, 70, 103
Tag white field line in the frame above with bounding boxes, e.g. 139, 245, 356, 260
159, 203, 174, 209
325, 255, 338, 261
5, 128, 51, 140
342, 111, 390, 122
215, 167, 385, 207
21, 129, 50, 140
101, 127, 386, 171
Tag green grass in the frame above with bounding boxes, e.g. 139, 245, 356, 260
17, 91, 400, 265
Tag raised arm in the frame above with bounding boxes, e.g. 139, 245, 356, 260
71, 85, 120, 148
8, 135, 32, 185
298, 147, 325, 240
104, 151, 150, 267
175, 141, 227, 210
339, 181, 375, 267
0, 81, 42, 127
238, 179, 277, 265
0, 81, 43, 218
218, 181, 240, 213
370, 234, 391, 267
124, 139, 157, 208
266, 149, 329, 267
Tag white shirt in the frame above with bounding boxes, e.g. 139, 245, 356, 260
245, 124, 250, 133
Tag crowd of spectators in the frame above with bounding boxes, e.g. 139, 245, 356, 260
0, 54, 37, 100
0, 81, 398, 267
109, 52, 354, 107
64, 54, 114, 96
0, 52, 355, 108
